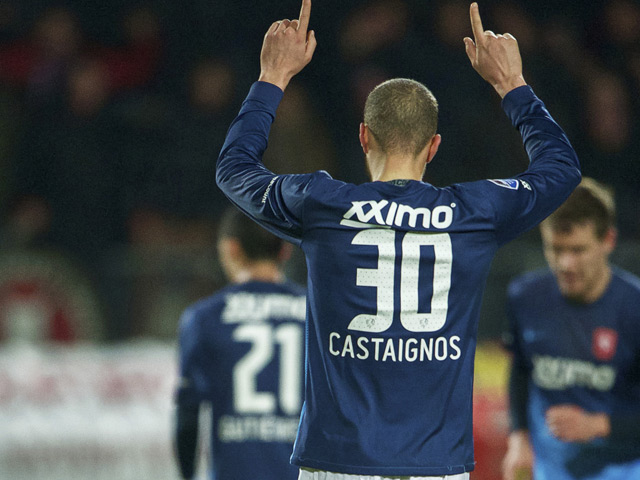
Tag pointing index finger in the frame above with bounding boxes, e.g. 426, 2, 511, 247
298, 0, 311, 32
470, 3, 484, 45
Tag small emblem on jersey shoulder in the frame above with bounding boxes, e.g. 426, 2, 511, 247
488, 179, 519, 190
520, 180, 532, 191
592, 327, 618, 362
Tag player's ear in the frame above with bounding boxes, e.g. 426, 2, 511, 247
218, 237, 246, 281
425, 134, 441, 165
603, 227, 617, 254
278, 242, 293, 264
218, 237, 243, 263
359, 123, 369, 154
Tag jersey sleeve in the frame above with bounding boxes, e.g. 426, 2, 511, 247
505, 280, 531, 432
216, 81, 331, 245
609, 315, 640, 442
174, 401, 200, 479
503, 280, 525, 358
609, 413, 640, 442
176, 308, 207, 406
473, 86, 582, 245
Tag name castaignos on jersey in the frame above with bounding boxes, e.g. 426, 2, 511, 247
340, 200, 455, 230
329, 332, 462, 363
329, 199, 462, 364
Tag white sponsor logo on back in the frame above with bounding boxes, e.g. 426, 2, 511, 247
341, 200, 454, 229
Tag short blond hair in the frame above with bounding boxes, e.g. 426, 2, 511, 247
363, 78, 438, 157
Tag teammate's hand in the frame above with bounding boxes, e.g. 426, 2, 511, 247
501, 430, 534, 480
259, 0, 317, 91
545, 404, 611, 442
463, 3, 526, 98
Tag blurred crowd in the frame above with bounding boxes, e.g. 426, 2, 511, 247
0, 0, 639, 343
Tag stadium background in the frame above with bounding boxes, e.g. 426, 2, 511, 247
0, 0, 639, 478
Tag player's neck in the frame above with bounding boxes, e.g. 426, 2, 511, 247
369, 154, 426, 182
233, 261, 284, 284
581, 264, 612, 304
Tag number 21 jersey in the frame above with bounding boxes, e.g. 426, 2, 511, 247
177, 280, 306, 480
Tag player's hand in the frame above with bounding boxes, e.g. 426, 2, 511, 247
501, 430, 534, 480
259, 0, 317, 91
463, 3, 526, 98
545, 405, 611, 442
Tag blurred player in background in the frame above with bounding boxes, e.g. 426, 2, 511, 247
174, 207, 306, 480
216, 1, 580, 478
502, 178, 640, 480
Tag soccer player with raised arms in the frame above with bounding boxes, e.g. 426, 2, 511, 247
216, 1, 581, 478
502, 178, 640, 480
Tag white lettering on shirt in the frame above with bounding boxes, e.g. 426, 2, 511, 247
341, 200, 454, 230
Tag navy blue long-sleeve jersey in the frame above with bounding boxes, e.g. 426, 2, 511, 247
176, 280, 306, 480
216, 81, 581, 476
506, 269, 640, 479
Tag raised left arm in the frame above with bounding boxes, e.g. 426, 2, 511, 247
258, 0, 317, 91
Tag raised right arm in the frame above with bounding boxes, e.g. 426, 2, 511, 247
463, 2, 527, 98
461, 3, 581, 245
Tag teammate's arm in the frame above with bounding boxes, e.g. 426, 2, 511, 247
502, 356, 534, 479
174, 400, 200, 479
608, 412, 640, 442
606, 348, 640, 441
174, 310, 204, 479
546, 405, 640, 443
544, 405, 609, 442
508, 360, 530, 433
502, 292, 534, 480
502, 362, 533, 480
502, 429, 533, 480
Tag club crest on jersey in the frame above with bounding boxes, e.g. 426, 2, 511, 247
592, 327, 618, 362
488, 178, 519, 190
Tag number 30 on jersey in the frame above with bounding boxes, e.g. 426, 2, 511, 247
349, 230, 452, 333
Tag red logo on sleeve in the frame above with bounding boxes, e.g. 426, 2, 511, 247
592, 327, 618, 362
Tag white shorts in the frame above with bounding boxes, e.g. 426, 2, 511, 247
298, 467, 470, 480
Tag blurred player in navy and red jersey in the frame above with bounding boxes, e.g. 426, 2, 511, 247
174, 207, 306, 480
502, 178, 640, 480
216, 1, 581, 479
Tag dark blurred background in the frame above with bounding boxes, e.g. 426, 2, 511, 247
1, 0, 640, 344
